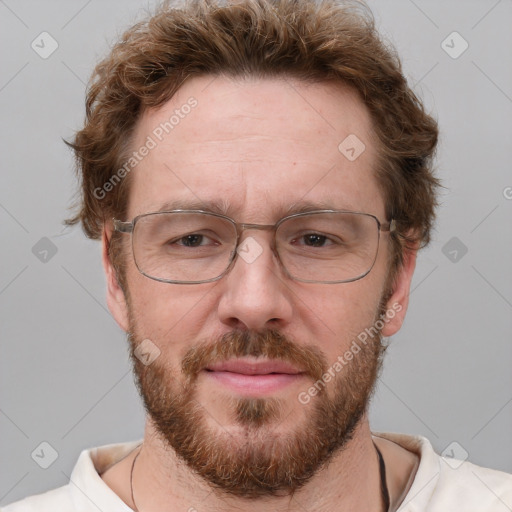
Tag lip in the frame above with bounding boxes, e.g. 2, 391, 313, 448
204, 358, 303, 375
203, 358, 305, 395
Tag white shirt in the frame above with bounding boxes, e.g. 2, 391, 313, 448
2, 432, 511, 511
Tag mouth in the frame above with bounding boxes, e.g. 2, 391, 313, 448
205, 358, 303, 375
203, 358, 305, 395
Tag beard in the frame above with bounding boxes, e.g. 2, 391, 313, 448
128, 324, 385, 499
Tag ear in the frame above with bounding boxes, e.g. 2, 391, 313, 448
380, 242, 418, 337
102, 224, 130, 332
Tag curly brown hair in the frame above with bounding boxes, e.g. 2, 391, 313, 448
66, 0, 440, 286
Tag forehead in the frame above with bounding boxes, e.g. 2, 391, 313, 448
127, 75, 384, 221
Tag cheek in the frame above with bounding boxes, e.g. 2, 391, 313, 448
126, 275, 219, 352
291, 280, 383, 358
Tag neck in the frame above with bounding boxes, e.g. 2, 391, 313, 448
130, 416, 387, 512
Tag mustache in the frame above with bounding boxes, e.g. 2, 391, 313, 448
181, 329, 328, 383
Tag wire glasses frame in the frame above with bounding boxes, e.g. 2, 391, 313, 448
113, 209, 396, 285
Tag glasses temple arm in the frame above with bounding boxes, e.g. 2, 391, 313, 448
381, 219, 396, 233
113, 219, 134, 233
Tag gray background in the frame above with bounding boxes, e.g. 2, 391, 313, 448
1, 0, 511, 506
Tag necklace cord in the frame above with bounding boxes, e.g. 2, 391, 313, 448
374, 441, 391, 512
130, 444, 143, 512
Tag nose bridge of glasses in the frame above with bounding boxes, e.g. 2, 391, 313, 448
237, 222, 276, 233
235, 222, 278, 248
233, 222, 279, 260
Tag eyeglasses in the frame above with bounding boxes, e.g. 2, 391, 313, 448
113, 209, 395, 284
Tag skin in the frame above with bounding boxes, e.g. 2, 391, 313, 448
100, 75, 419, 511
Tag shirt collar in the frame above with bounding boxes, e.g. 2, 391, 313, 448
68, 433, 437, 511
372, 431, 440, 511
68, 439, 143, 511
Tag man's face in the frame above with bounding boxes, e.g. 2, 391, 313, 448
105, 76, 413, 497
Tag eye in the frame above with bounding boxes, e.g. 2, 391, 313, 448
294, 233, 334, 247
177, 234, 207, 247
170, 233, 218, 248
304, 234, 329, 247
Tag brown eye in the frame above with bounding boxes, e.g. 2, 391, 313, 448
177, 234, 205, 247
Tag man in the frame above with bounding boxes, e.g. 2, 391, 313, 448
3, 0, 511, 510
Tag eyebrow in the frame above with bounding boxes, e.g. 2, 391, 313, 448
154, 199, 230, 215
146, 198, 360, 220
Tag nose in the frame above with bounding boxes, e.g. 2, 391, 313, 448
216, 233, 294, 331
